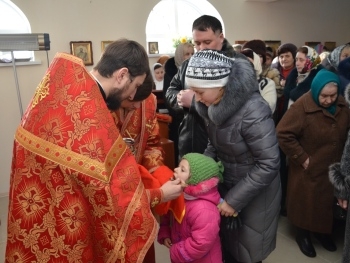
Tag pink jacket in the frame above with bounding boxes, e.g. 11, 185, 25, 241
158, 178, 222, 263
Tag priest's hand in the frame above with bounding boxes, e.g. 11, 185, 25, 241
160, 178, 182, 202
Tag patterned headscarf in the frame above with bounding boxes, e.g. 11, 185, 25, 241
327, 44, 350, 69
300, 46, 321, 74
174, 43, 194, 68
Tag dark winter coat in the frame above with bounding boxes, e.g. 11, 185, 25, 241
163, 57, 183, 165
338, 57, 350, 95
277, 91, 350, 233
195, 58, 281, 263
165, 39, 247, 159
329, 83, 350, 263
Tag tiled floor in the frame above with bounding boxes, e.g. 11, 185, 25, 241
155, 216, 346, 263
0, 195, 345, 263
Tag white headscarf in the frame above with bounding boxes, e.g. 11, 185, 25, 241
251, 51, 262, 78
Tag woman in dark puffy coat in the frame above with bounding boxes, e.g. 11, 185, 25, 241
329, 83, 350, 263
185, 49, 281, 263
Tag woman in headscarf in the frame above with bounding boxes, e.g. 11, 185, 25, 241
322, 44, 350, 73
283, 46, 322, 113
277, 69, 350, 258
322, 44, 350, 95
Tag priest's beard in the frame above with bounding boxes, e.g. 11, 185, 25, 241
106, 83, 129, 110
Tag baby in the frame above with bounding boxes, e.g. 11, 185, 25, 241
158, 153, 223, 263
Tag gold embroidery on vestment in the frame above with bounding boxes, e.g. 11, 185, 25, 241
32, 73, 50, 109
16, 126, 126, 183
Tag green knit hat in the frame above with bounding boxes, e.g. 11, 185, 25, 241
182, 153, 224, 185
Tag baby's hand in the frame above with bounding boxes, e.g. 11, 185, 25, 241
163, 238, 172, 248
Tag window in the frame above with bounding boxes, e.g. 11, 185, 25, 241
0, 0, 33, 61
146, 0, 224, 55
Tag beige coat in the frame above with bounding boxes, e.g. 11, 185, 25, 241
277, 91, 350, 233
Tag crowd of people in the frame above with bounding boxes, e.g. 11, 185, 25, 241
4, 13, 350, 263
160, 14, 350, 263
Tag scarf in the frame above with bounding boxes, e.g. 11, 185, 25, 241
328, 44, 350, 70
300, 46, 321, 74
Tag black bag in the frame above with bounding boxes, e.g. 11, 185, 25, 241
224, 215, 242, 231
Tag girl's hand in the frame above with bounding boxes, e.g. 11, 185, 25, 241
163, 238, 172, 248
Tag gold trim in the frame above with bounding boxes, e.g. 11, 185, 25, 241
56, 52, 86, 66
32, 73, 50, 109
108, 181, 150, 263
15, 126, 125, 183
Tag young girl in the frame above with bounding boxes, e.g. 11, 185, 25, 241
158, 153, 223, 263
153, 62, 165, 90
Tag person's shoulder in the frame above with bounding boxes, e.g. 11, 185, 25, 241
233, 52, 248, 61
244, 92, 271, 112
186, 199, 220, 218
266, 67, 280, 78
164, 57, 175, 69
258, 76, 272, 91
292, 92, 313, 111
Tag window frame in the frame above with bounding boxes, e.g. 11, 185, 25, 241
145, 0, 225, 55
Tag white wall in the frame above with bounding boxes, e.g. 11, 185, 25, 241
0, 0, 349, 194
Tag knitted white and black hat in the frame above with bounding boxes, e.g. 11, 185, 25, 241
185, 50, 232, 88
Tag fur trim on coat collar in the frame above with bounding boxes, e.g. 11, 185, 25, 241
329, 163, 350, 200
195, 58, 258, 126
344, 83, 350, 104
222, 38, 235, 58
329, 91, 350, 198
184, 177, 219, 197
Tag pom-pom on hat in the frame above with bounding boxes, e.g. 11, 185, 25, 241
185, 49, 232, 89
182, 153, 224, 185
242, 39, 267, 64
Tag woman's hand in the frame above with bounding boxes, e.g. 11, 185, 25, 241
302, 157, 309, 170
280, 79, 286, 87
163, 238, 172, 248
177, 90, 194, 108
338, 198, 348, 210
217, 199, 238, 217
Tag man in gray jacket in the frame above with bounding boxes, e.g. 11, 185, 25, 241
165, 15, 246, 160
